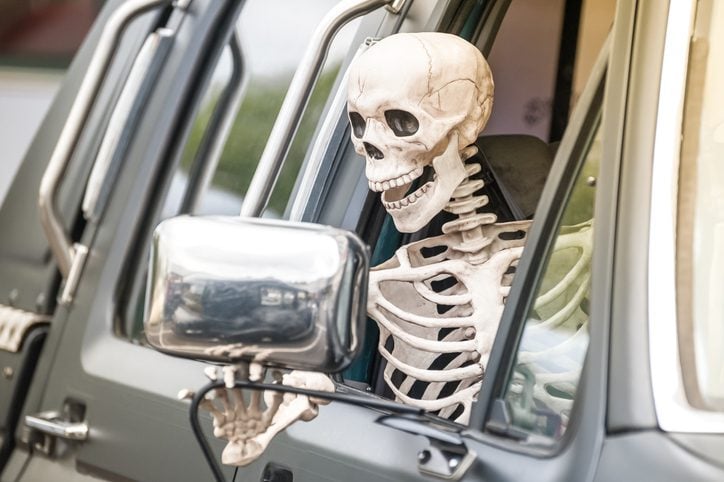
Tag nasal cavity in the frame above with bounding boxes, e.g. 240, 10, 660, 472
364, 142, 384, 160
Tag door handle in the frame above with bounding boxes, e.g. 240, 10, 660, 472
25, 410, 89, 441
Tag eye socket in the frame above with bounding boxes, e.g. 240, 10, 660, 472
384, 109, 419, 137
349, 111, 366, 138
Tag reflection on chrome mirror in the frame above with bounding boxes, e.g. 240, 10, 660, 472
144, 216, 368, 373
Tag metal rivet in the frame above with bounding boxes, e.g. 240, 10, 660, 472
449, 457, 459, 469
586, 176, 597, 187
418, 449, 431, 464
35, 293, 46, 311
3, 367, 13, 379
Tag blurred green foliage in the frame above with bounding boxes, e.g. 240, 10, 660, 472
181, 63, 341, 215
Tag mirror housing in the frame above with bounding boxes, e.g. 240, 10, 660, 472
144, 216, 368, 373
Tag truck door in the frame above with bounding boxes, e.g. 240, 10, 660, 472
252, 14, 619, 482
0, 0, 249, 479
1, 0, 410, 480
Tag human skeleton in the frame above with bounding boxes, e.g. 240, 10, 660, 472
347, 32, 592, 424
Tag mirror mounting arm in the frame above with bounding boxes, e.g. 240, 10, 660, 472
192, 378, 422, 416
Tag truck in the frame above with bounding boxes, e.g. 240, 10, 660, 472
2, 0, 724, 480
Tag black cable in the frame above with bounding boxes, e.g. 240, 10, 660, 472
189, 379, 424, 481
190, 382, 227, 482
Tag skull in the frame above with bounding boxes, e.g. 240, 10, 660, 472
347, 32, 494, 232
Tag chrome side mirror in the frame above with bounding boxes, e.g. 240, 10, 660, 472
144, 216, 368, 373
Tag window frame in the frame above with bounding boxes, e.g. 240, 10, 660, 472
299, 0, 616, 416
77, 0, 244, 386
118, 1, 377, 340
472, 38, 608, 453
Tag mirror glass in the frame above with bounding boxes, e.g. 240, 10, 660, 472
144, 216, 368, 372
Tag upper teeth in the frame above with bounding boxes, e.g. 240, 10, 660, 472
368, 167, 424, 192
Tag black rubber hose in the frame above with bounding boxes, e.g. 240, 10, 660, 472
190, 380, 227, 482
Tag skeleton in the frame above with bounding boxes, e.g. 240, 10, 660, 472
348, 33, 593, 424
181, 363, 334, 467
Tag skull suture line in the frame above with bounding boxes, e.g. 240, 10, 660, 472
347, 32, 493, 233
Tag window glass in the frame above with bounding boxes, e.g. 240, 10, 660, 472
677, 0, 724, 411
502, 121, 600, 440
342, 0, 614, 406
190, 0, 358, 218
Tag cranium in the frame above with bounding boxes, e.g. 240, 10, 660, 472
347, 32, 494, 232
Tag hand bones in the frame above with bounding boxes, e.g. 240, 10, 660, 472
180, 364, 334, 467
